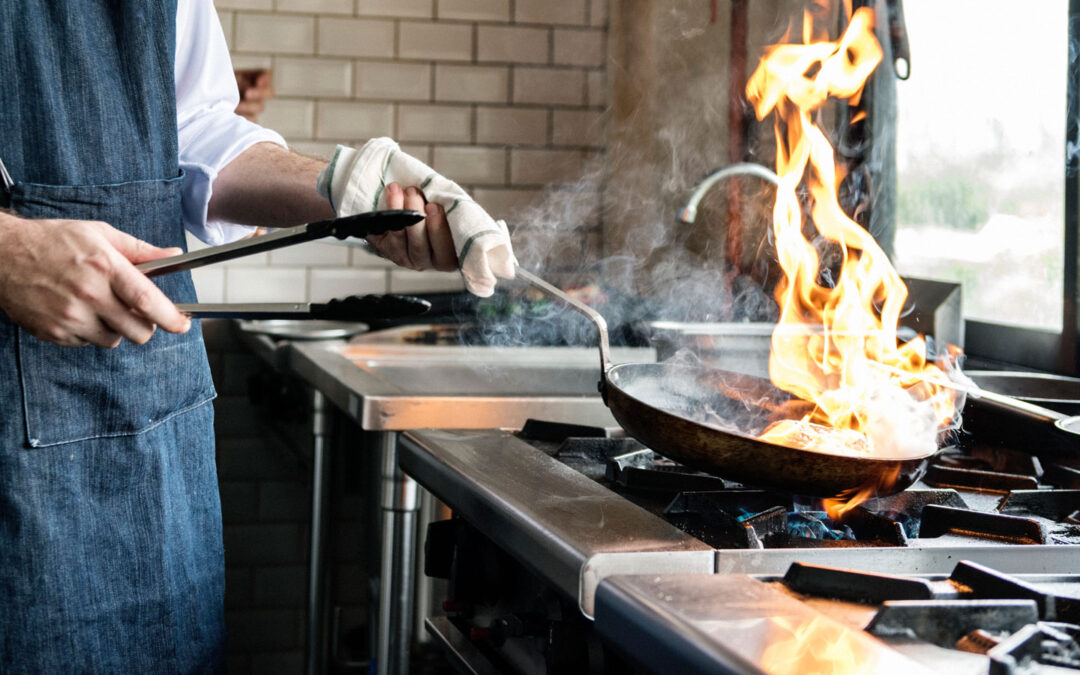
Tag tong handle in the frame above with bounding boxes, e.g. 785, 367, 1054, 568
138, 210, 424, 277
307, 209, 425, 239
176, 293, 431, 320
311, 294, 432, 321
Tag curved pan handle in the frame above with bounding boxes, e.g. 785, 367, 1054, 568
514, 267, 611, 375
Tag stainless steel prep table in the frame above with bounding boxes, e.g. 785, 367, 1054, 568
239, 324, 654, 675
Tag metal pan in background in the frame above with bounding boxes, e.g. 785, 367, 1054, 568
517, 268, 932, 498
966, 370, 1080, 415
237, 319, 368, 341
961, 385, 1080, 460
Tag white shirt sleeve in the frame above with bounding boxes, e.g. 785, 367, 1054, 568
175, 0, 287, 245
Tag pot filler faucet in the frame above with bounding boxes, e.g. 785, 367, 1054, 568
678, 162, 780, 226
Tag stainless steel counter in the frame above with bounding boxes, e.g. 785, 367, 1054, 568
236, 322, 655, 675
595, 570, 1080, 674
399, 428, 714, 617
594, 574, 933, 675
286, 339, 654, 431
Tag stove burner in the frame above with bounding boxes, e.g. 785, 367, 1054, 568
1045, 463, 1080, 489
863, 488, 968, 537
663, 491, 792, 549
517, 417, 1080, 553
606, 450, 729, 492
784, 511, 854, 542
783, 561, 935, 603
925, 464, 1040, 492
779, 560, 1080, 671
920, 504, 1047, 544
555, 438, 643, 481
866, 599, 1040, 648
970, 445, 1045, 478
998, 489, 1080, 521
988, 622, 1080, 672
833, 506, 909, 545
738, 506, 787, 549
519, 418, 609, 442
951, 560, 1080, 624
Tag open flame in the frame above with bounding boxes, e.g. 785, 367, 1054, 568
760, 615, 866, 675
745, 7, 961, 514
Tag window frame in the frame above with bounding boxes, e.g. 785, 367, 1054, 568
957, 0, 1080, 374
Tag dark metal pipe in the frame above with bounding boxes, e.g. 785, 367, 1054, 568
1063, 0, 1080, 373
306, 390, 332, 675
726, 0, 750, 272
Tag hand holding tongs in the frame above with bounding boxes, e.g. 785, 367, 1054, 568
138, 210, 422, 277
138, 210, 433, 322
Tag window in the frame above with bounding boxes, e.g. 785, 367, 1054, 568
891, 0, 1073, 368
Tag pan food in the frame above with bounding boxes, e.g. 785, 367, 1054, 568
517, 269, 933, 498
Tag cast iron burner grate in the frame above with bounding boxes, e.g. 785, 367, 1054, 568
781, 560, 1080, 672
517, 419, 1080, 550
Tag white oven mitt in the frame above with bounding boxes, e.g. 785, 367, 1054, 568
316, 137, 517, 297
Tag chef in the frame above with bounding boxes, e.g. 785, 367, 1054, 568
0, 1, 514, 671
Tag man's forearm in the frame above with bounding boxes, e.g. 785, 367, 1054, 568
207, 142, 335, 227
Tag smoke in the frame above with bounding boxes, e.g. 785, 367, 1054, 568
458, 105, 783, 348
861, 387, 941, 459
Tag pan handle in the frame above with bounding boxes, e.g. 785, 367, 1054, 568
515, 267, 611, 374
963, 386, 1080, 457
970, 388, 1065, 423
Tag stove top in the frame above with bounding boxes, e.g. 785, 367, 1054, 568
595, 564, 1080, 675
520, 419, 1080, 553
402, 417, 1080, 674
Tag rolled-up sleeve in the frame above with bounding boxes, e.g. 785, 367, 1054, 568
175, 0, 287, 245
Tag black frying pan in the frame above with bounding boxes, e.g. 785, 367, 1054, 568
517, 269, 933, 498
962, 386, 1080, 460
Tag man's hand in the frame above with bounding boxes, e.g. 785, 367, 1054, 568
316, 138, 516, 296
0, 215, 191, 348
367, 182, 457, 271
234, 68, 273, 122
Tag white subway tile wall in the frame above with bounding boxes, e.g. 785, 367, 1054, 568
199, 0, 607, 305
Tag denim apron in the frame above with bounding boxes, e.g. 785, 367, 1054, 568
0, 2, 223, 672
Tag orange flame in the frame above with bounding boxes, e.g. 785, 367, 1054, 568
745, 8, 959, 511
821, 464, 899, 519
761, 615, 867, 675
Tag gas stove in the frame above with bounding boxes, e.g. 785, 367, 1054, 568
401, 419, 1080, 674
536, 420, 1080, 555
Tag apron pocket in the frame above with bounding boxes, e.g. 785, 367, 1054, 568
9, 172, 215, 447
17, 321, 215, 448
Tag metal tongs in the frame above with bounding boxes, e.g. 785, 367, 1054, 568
137, 210, 433, 322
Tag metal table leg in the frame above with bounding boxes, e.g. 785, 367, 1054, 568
375, 431, 419, 675
413, 486, 437, 643
306, 390, 332, 675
